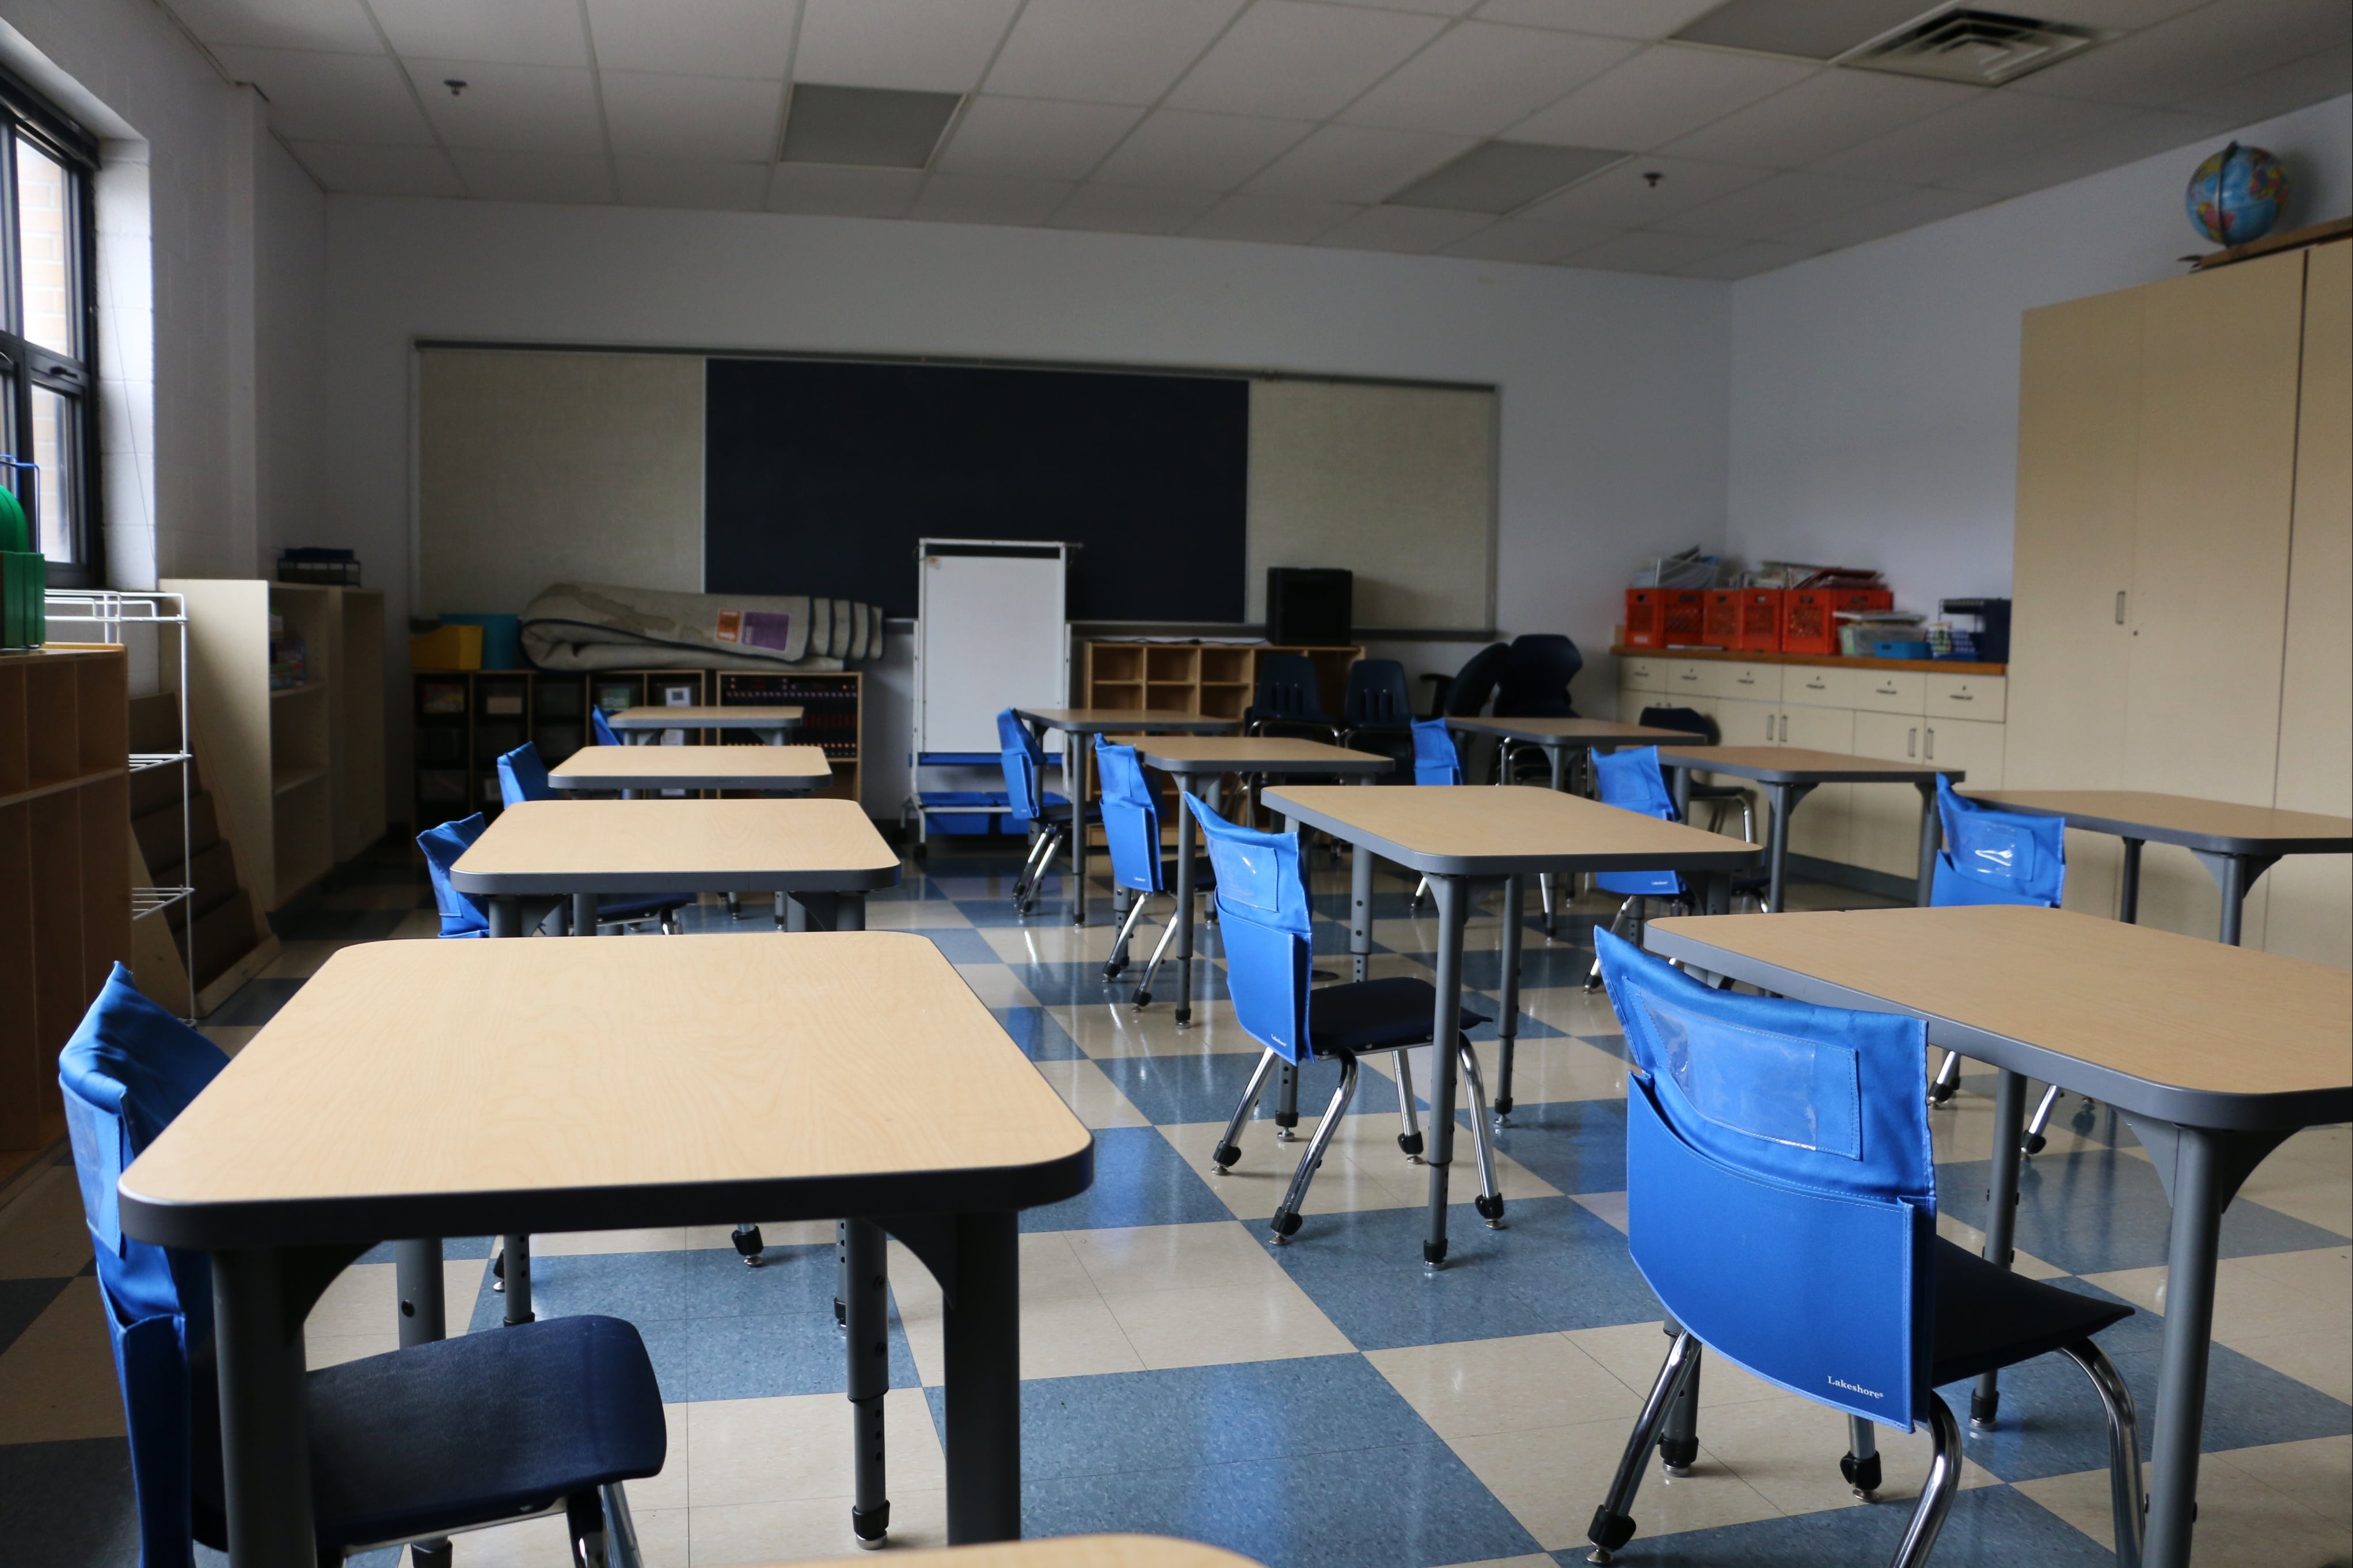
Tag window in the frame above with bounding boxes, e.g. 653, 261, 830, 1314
0, 75, 97, 583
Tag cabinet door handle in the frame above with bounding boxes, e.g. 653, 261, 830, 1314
1765, 713, 1774, 741
1679, 671, 1698, 682
1948, 691, 1972, 701
2115, 590, 2127, 625
1907, 727, 1917, 758
1779, 714, 1788, 742
1925, 727, 1936, 760
1877, 683, 1899, 695
1736, 676, 1754, 685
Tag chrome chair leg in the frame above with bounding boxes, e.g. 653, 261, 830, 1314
1586, 1329, 1700, 1564
1104, 892, 1150, 980
1409, 873, 1430, 912
601, 1481, 645, 1568
2059, 1339, 2145, 1568
1390, 1047, 1424, 1162
1889, 1394, 1963, 1568
1926, 1048, 1963, 1105
1271, 1050, 1358, 1242
1457, 1036, 1505, 1227
1842, 1415, 1881, 1499
1211, 1049, 1280, 1171
2023, 1080, 2065, 1156
1586, 897, 1638, 991
1132, 903, 1181, 1008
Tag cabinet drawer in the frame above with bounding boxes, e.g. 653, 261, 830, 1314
1926, 673, 2005, 722
1781, 664, 1860, 707
1660, 660, 1708, 700
1852, 668, 1926, 716
1620, 657, 1667, 693
1689, 661, 1784, 702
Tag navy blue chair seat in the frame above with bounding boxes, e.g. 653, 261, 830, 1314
1928, 1240, 2130, 1387
1298, 976, 1487, 1055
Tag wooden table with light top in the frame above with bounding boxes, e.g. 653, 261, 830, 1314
1654, 745, 1964, 915
1012, 709, 1239, 925
1263, 784, 1763, 1265
116, 935, 1096, 1566
1641, 903, 2352, 1568
609, 704, 803, 744
549, 743, 836, 797
1960, 789, 2353, 945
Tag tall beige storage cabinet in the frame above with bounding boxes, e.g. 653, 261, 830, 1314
2008, 241, 2351, 965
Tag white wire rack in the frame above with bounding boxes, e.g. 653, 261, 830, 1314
44, 590, 197, 1021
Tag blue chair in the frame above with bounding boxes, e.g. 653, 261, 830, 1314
1581, 746, 1766, 991
591, 705, 623, 747
496, 743, 690, 934
1094, 737, 1215, 1008
60, 964, 667, 1568
1241, 652, 1341, 742
1583, 933, 2142, 1568
417, 813, 491, 937
1191, 797, 1503, 1242
997, 710, 1098, 916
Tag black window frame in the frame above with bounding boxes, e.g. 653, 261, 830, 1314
0, 67, 99, 588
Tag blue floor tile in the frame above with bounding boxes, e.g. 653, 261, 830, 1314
1016, 958, 1231, 1007
911, 927, 1005, 964
1571, 1482, 2118, 1566
1939, 1151, 2348, 1274
1400, 943, 1603, 991
1018, 1126, 1232, 1232
0, 1438, 142, 1568
267, 905, 415, 942
0, 1276, 73, 1357
1270, 1197, 1663, 1350
1101, 1049, 1401, 1126
1461, 996, 1569, 1042
204, 977, 307, 1027
994, 1006, 1086, 1061
1479, 1098, 1628, 1196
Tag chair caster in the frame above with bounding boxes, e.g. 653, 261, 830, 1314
733, 1226, 765, 1266
1970, 1388, 2000, 1430
1211, 1143, 1241, 1171
852, 1501, 889, 1551
1269, 1209, 1302, 1242
1102, 957, 1128, 981
1474, 1193, 1506, 1226
1397, 1131, 1424, 1159
1587, 1506, 1637, 1562
1582, 976, 1604, 994
1840, 1450, 1881, 1499
2021, 1131, 2047, 1157
1926, 1081, 1956, 1106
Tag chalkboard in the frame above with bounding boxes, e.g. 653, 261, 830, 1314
704, 358, 1248, 621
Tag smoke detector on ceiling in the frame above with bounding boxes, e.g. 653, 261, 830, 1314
1839, 8, 2113, 86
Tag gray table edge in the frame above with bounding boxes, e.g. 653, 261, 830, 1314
1657, 754, 1966, 786
1261, 791, 1766, 878
452, 865, 904, 895
1956, 798, 2353, 858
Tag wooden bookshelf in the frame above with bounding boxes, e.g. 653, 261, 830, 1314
0, 644, 130, 1164
1081, 641, 1362, 721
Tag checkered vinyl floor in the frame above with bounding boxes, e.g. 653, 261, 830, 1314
0, 836, 2346, 1567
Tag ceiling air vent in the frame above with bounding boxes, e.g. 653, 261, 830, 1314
1838, 9, 2111, 86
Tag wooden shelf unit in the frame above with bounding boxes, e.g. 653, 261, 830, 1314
168, 581, 388, 910
1081, 641, 1362, 722
0, 645, 130, 1162
412, 668, 864, 829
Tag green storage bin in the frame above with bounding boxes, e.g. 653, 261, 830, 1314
0, 487, 40, 649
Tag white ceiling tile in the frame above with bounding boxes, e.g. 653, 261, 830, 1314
1944, 109, 2240, 199
1092, 110, 1313, 191
1184, 192, 1361, 242
2009, 0, 2350, 109
1517, 153, 1770, 224
1242, 123, 1473, 203
1567, 228, 1733, 272
584, 0, 799, 79
1653, 169, 1912, 239
600, 72, 782, 161
370, 0, 588, 67
614, 158, 770, 209
448, 149, 615, 203
766, 163, 925, 216
984, 0, 1246, 105
214, 45, 435, 144
1439, 214, 1621, 261
1311, 203, 1496, 252
795, 0, 1022, 93
935, 97, 1144, 181
1317, 0, 1481, 14
1339, 21, 1637, 135
2175, 40, 2352, 129
1050, 183, 1223, 234
2031, 0, 2211, 30
1509, 43, 1818, 150
1807, 91, 2132, 185
908, 172, 1074, 226
284, 140, 465, 196
1767, 184, 1993, 250
408, 60, 606, 154
1674, 238, 1812, 279
1165, 0, 1447, 120
160, 0, 382, 52
1472, 0, 1720, 40
1660, 68, 1982, 170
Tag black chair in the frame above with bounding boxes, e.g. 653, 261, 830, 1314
1340, 659, 1415, 777
1638, 705, 1755, 845
1243, 652, 1342, 742
1492, 633, 1583, 718
1423, 642, 1508, 720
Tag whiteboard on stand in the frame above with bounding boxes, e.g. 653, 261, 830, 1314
914, 541, 1071, 758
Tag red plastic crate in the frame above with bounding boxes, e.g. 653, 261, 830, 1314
1625, 589, 1706, 648
1781, 588, 1892, 654
1704, 589, 1782, 652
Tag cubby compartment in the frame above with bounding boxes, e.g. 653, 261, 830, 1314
1145, 645, 1198, 682
24, 660, 77, 785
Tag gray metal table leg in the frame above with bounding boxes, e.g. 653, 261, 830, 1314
213, 1247, 319, 1568
396, 1239, 454, 1565
1970, 1068, 2027, 1428
572, 892, 598, 937
1670, 765, 1691, 821
943, 1211, 1021, 1544
2143, 1128, 2225, 1568
502, 1232, 534, 1325
1174, 777, 1200, 1027
1275, 812, 1299, 1142
2217, 855, 2248, 946
2119, 838, 2143, 923
489, 896, 522, 938
1914, 780, 1940, 907
839, 892, 865, 932
1350, 827, 1373, 985
1069, 735, 1090, 926
844, 1217, 891, 1548
1424, 874, 1466, 1268
1541, 746, 1568, 934
1766, 783, 1792, 915
1495, 874, 1523, 1122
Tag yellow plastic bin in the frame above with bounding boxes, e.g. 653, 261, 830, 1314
409, 623, 483, 671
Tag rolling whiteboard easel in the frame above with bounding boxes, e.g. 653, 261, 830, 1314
913, 540, 1070, 762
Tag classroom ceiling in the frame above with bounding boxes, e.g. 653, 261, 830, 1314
168, 0, 2351, 280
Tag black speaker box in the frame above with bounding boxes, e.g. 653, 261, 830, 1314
1266, 568, 1352, 646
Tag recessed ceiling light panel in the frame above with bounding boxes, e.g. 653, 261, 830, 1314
1671, 0, 1944, 62
1390, 142, 1629, 216
781, 85, 962, 170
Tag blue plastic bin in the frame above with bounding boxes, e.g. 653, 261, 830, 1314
920, 790, 1012, 836
1873, 640, 1932, 660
